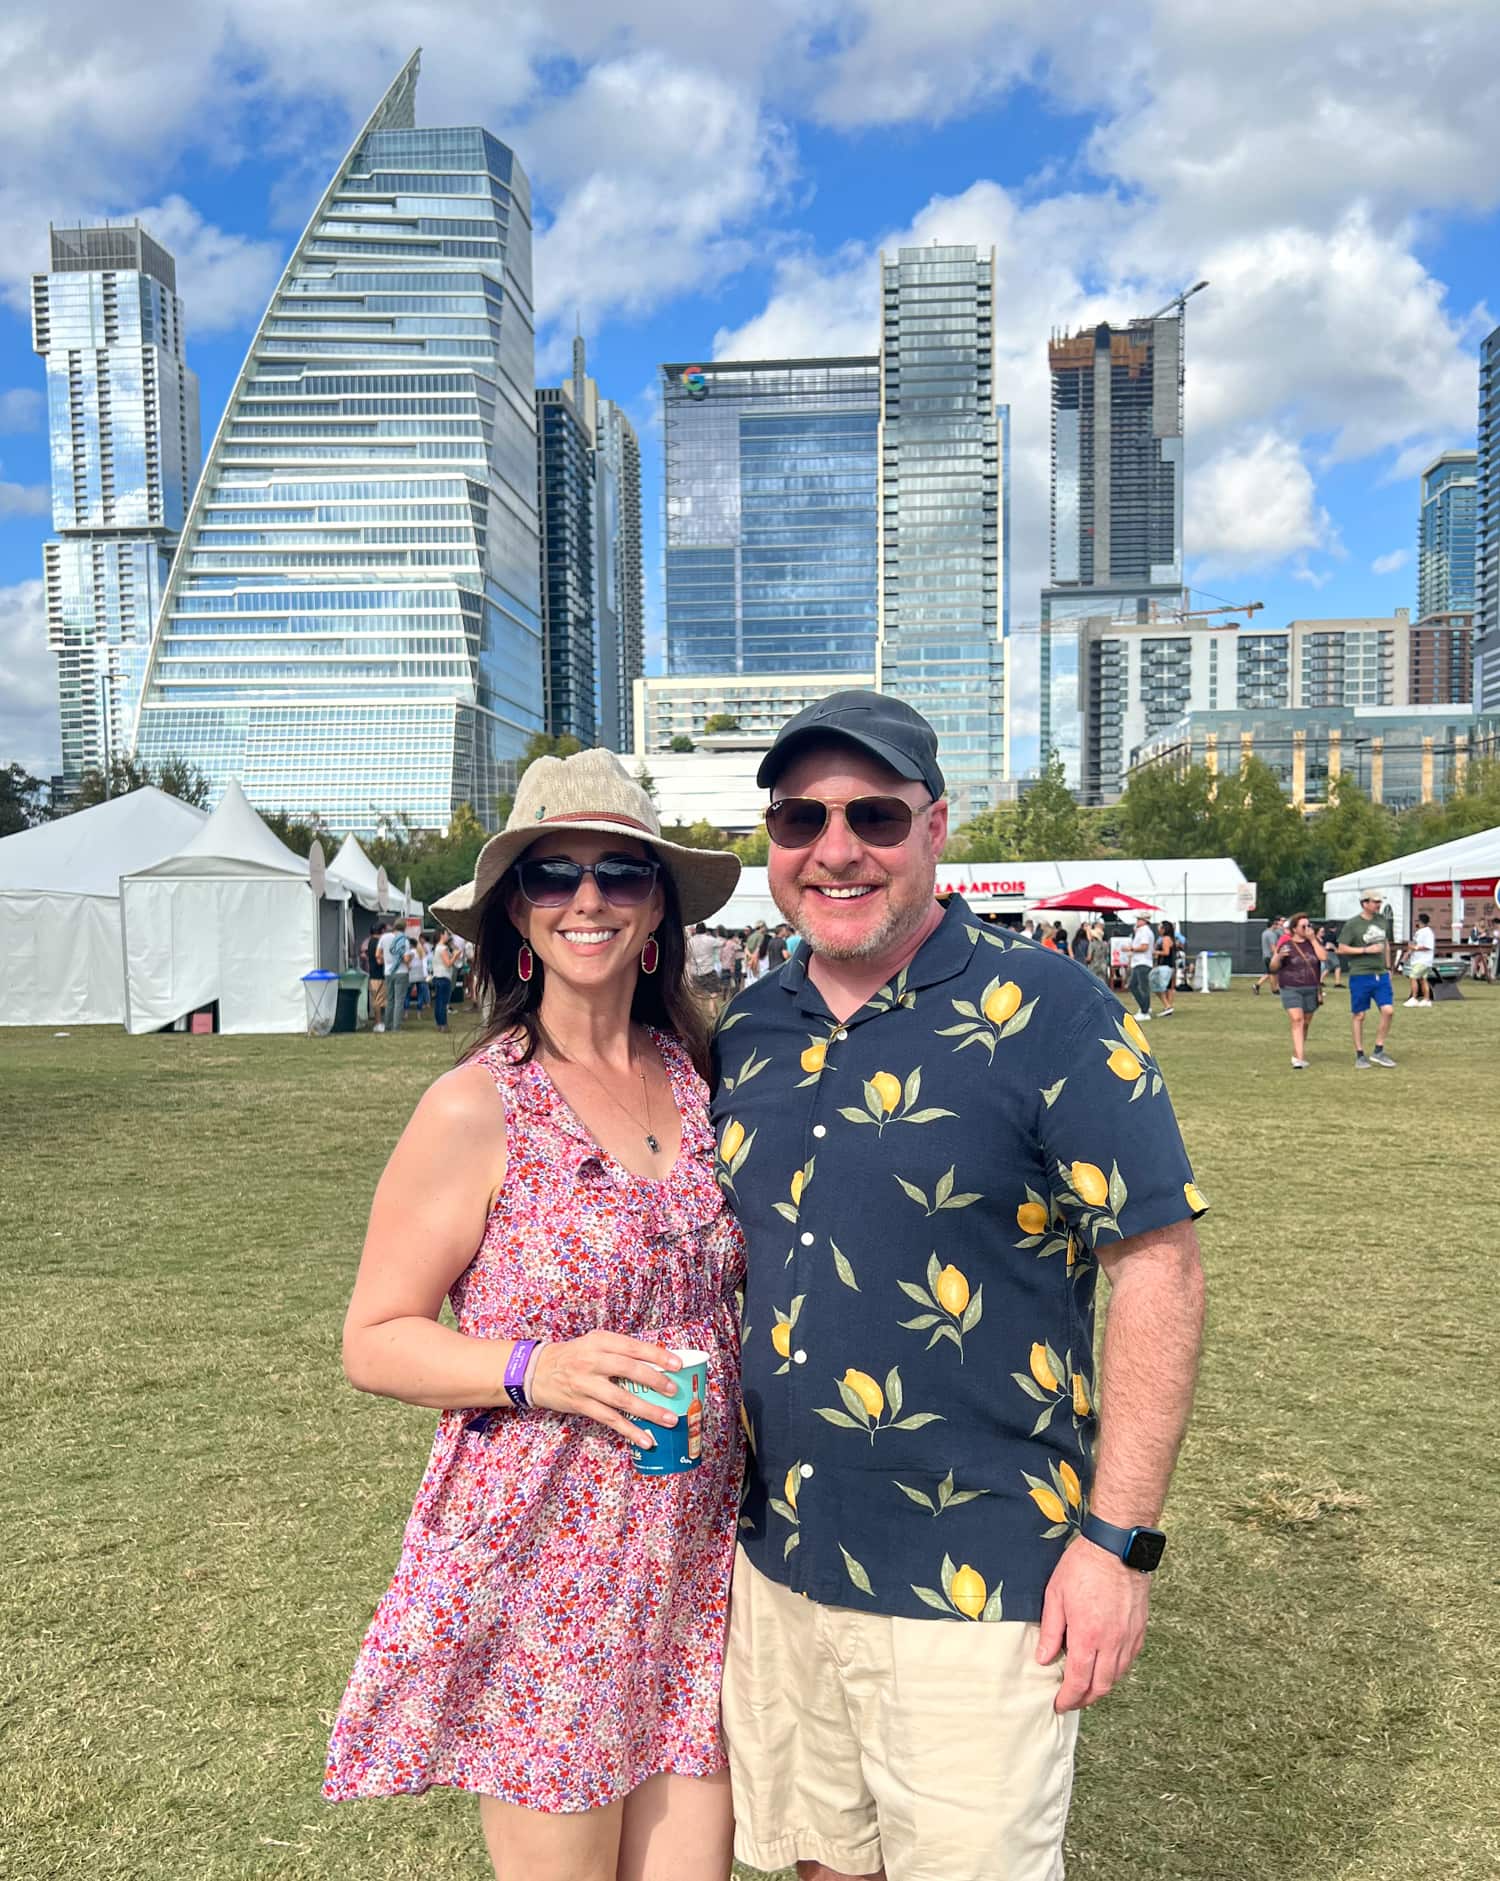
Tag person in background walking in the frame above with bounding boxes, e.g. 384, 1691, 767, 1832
407, 932, 430, 1018
366, 921, 388, 1033
1318, 919, 1343, 989
1087, 919, 1110, 981
1270, 913, 1325, 1069
383, 925, 412, 1034
1070, 921, 1091, 968
1402, 910, 1436, 1009
1153, 919, 1180, 1016
432, 930, 455, 1032
1337, 894, 1397, 1070
1127, 911, 1155, 1020
1254, 917, 1287, 995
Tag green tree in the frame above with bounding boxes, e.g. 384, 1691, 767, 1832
259, 810, 334, 857
1208, 755, 1316, 916
1117, 763, 1219, 858
72, 754, 212, 811
668, 734, 695, 753
1011, 752, 1095, 861
1306, 777, 1398, 890
702, 714, 741, 735
0, 763, 53, 836
633, 762, 658, 804
944, 806, 1019, 864
730, 825, 770, 866
519, 732, 582, 776
659, 817, 732, 851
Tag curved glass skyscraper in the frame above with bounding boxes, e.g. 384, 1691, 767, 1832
133, 52, 542, 831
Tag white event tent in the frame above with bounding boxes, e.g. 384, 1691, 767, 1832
328, 834, 423, 918
715, 857, 1253, 931
0, 788, 208, 1027
120, 781, 348, 1035
1324, 825, 1500, 940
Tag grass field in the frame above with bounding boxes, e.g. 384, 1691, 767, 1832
2, 982, 1498, 1880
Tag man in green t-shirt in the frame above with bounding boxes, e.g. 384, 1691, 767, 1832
1336, 893, 1397, 1069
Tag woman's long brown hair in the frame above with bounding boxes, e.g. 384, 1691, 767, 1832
460, 857, 713, 1079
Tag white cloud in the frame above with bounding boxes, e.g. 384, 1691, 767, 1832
132, 196, 284, 334
0, 390, 43, 433
1186, 431, 1334, 576
530, 53, 792, 330
1371, 549, 1410, 576
0, 579, 59, 775
0, 479, 50, 518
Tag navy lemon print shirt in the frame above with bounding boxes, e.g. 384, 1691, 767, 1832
711, 896, 1208, 1623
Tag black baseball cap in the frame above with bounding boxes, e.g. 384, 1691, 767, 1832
758, 690, 945, 799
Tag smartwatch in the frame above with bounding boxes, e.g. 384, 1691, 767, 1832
1080, 1512, 1167, 1573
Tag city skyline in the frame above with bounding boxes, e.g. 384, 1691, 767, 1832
2, 12, 1499, 778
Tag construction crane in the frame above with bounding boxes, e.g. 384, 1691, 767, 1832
1148, 280, 1210, 322
1147, 598, 1264, 625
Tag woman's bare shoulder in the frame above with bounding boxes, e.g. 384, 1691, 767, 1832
408, 1053, 507, 1135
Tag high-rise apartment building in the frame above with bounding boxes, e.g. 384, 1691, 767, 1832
1236, 630, 1291, 709
132, 54, 543, 832
877, 245, 1007, 812
1038, 305, 1190, 781
1289, 611, 1410, 709
1413, 450, 1476, 705
535, 384, 596, 745
662, 357, 880, 679
1056, 614, 1239, 803
595, 394, 643, 752
1474, 327, 1500, 712
31, 223, 201, 792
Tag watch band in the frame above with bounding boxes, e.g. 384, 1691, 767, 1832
1080, 1512, 1167, 1572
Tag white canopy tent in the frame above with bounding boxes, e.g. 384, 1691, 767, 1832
120, 781, 348, 1035
0, 788, 208, 1026
1324, 825, 1500, 940
327, 834, 423, 918
714, 858, 1253, 932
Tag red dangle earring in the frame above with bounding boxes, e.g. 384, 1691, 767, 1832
517, 941, 534, 983
640, 933, 660, 975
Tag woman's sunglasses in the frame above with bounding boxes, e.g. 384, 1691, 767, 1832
765, 794, 930, 851
515, 855, 660, 908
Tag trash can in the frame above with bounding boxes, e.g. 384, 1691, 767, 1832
301, 969, 340, 1036
335, 968, 366, 1033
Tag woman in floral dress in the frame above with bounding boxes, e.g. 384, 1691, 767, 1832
324, 749, 744, 1880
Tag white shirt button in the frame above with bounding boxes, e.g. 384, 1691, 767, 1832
793, 1349, 807, 1364
812, 1124, 827, 1139
800, 1463, 814, 1479
800, 1231, 814, 1245
834, 1028, 848, 1040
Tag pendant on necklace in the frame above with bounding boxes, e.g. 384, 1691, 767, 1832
645, 1133, 661, 1153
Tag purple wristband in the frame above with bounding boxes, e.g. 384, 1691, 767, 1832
505, 1338, 539, 1411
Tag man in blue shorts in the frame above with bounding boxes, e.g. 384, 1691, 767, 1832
1336, 893, 1397, 1069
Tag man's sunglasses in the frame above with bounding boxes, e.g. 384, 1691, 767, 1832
765, 794, 931, 851
514, 855, 660, 908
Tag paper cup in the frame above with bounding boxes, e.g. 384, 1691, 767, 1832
622, 1350, 708, 1476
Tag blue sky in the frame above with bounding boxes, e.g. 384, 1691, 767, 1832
3, 0, 1498, 775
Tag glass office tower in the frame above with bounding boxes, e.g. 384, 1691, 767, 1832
876, 246, 1006, 813
31, 223, 201, 792
133, 53, 542, 831
535, 384, 596, 745
1414, 449, 1477, 706
662, 357, 879, 678
595, 397, 642, 752
1478, 328, 1500, 712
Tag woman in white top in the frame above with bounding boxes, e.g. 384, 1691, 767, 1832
432, 931, 456, 1032
407, 934, 430, 1017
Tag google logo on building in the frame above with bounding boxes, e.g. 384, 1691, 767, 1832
681, 366, 708, 398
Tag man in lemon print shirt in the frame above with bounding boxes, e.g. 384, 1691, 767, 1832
713, 690, 1209, 1881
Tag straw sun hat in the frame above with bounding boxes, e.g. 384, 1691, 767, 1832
432, 747, 741, 942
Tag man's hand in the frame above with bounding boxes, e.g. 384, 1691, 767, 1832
1036, 1535, 1151, 1713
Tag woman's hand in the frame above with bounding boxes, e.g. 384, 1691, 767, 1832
530, 1332, 683, 1447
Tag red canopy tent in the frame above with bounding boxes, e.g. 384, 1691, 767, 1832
1028, 883, 1162, 913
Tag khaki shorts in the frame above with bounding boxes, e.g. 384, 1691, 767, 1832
723, 1548, 1077, 1880
369, 979, 387, 1016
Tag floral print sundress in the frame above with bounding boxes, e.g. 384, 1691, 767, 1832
324, 1030, 745, 1813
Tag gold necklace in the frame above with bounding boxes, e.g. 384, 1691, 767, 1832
555, 1041, 661, 1155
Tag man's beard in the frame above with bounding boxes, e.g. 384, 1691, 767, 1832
776, 876, 928, 962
